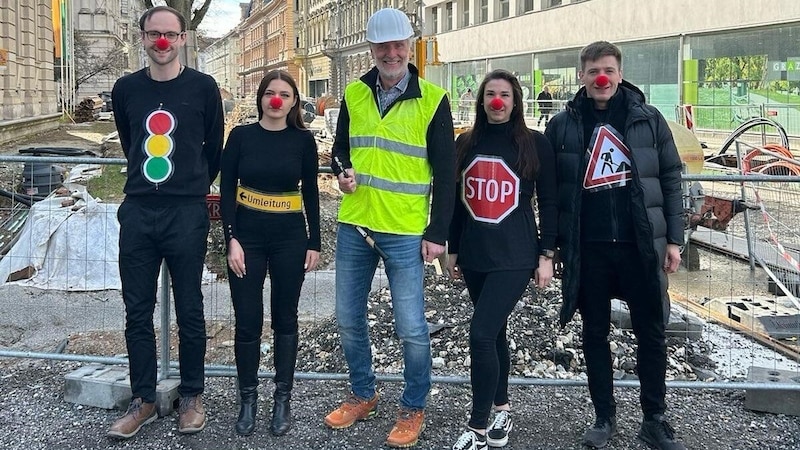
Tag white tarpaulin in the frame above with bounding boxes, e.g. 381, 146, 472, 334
0, 187, 121, 291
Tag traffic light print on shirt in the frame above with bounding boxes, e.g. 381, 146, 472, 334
583, 124, 632, 192
142, 108, 176, 184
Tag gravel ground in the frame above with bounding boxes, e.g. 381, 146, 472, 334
1, 358, 800, 450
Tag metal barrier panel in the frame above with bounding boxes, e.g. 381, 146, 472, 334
0, 154, 798, 393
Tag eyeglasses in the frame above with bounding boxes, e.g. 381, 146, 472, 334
144, 31, 183, 43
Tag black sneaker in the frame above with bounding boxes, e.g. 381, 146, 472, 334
486, 410, 513, 447
452, 429, 487, 450
638, 415, 686, 450
582, 416, 617, 448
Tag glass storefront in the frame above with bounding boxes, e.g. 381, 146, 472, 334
686, 25, 800, 134
443, 24, 800, 134
488, 55, 534, 116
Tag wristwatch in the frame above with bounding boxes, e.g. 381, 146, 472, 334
540, 249, 555, 259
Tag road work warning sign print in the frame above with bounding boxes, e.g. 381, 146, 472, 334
583, 125, 632, 191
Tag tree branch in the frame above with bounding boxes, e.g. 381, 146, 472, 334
190, 0, 214, 31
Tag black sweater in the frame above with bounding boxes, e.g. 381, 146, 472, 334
449, 122, 557, 271
112, 67, 223, 203
220, 123, 321, 251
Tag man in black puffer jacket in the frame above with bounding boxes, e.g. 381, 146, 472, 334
545, 41, 686, 450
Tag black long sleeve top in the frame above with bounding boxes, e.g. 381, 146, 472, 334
112, 68, 223, 203
449, 122, 557, 271
220, 123, 321, 251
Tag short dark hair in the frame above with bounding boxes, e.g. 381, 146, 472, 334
139, 6, 187, 32
256, 70, 306, 129
580, 41, 622, 70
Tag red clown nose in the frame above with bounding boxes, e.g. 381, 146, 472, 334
269, 96, 283, 109
155, 37, 170, 50
489, 98, 504, 111
595, 74, 610, 87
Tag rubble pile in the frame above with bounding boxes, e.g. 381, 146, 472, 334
297, 272, 720, 381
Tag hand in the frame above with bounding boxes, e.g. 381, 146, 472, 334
337, 168, 357, 193
446, 254, 461, 279
663, 243, 682, 274
421, 240, 445, 263
227, 238, 246, 278
535, 257, 554, 288
304, 250, 320, 272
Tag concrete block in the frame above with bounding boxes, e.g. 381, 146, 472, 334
611, 298, 703, 339
64, 364, 131, 411
64, 364, 180, 417
745, 366, 800, 416
155, 378, 181, 417
665, 311, 704, 340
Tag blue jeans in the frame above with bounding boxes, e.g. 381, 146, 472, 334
335, 223, 431, 410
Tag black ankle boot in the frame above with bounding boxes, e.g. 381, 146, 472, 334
234, 339, 261, 435
270, 391, 291, 436
235, 386, 258, 435
270, 334, 298, 436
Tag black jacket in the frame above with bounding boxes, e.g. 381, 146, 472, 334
545, 80, 684, 327
330, 64, 456, 245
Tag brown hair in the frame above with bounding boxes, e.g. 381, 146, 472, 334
256, 70, 306, 129
579, 41, 622, 70
139, 6, 187, 32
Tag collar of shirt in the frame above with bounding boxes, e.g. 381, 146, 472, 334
376, 69, 411, 115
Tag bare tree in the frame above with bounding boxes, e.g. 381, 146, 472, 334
143, 0, 214, 31
73, 32, 128, 91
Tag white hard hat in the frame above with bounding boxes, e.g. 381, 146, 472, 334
366, 8, 414, 44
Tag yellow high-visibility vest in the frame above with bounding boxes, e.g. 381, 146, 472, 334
339, 78, 446, 235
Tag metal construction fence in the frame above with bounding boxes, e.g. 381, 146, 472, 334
0, 153, 799, 394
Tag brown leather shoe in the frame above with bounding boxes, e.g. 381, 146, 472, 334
323, 392, 379, 429
386, 408, 425, 448
177, 394, 206, 434
107, 398, 157, 439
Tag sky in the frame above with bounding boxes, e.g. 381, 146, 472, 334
198, 0, 242, 38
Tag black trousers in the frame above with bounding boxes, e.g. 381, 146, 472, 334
462, 268, 532, 429
228, 210, 307, 342
578, 242, 667, 420
118, 200, 210, 403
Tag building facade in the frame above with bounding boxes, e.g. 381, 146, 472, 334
73, 0, 131, 99
0, 0, 60, 143
423, 0, 800, 134
238, 0, 300, 98
294, 0, 332, 99
294, 0, 418, 99
204, 29, 241, 99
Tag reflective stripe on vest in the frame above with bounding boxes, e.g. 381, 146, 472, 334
339, 77, 446, 235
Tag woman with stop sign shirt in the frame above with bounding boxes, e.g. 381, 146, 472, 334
447, 69, 557, 450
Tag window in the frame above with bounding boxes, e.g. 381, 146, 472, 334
522, 0, 534, 13
498, 0, 509, 18
444, 2, 453, 31
544, 0, 562, 8
479, 0, 488, 24
460, 0, 469, 27
432, 7, 439, 33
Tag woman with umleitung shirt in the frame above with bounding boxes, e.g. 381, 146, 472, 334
447, 69, 557, 450
220, 70, 321, 437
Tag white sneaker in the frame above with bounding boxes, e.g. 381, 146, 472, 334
486, 410, 513, 447
452, 429, 488, 450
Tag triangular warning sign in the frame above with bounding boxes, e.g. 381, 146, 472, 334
583, 125, 632, 190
